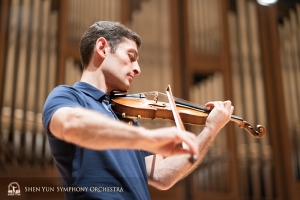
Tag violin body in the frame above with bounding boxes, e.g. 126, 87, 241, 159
111, 92, 266, 138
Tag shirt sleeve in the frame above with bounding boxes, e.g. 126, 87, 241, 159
42, 85, 84, 135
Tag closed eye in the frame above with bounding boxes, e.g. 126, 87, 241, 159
127, 48, 139, 62
128, 54, 136, 62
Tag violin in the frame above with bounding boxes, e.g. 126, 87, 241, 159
110, 88, 266, 139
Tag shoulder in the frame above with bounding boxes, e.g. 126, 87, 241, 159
45, 85, 86, 106
50, 85, 82, 97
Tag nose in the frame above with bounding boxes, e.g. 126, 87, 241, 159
133, 62, 141, 76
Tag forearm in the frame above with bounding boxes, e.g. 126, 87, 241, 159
148, 126, 218, 190
148, 100, 234, 189
50, 107, 147, 150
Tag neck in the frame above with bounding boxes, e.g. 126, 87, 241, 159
80, 67, 110, 94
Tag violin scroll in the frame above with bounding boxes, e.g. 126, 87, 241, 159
238, 121, 266, 138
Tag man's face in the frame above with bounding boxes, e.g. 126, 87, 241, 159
102, 38, 140, 92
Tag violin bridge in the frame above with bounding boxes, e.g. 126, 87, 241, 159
154, 92, 159, 103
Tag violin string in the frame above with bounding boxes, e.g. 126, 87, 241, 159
142, 91, 245, 120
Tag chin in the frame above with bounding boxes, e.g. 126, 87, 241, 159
117, 84, 130, 92
124, 81, 131, 89
124, 85, 130, 91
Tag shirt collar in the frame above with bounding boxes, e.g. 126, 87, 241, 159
73, 81, 107, 101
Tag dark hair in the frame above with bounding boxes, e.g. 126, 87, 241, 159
79, 21, 142, 68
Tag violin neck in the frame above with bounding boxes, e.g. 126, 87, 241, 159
174, 98, 243, 121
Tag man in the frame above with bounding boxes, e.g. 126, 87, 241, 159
42, 21, 234, 200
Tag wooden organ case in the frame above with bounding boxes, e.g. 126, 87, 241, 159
0, 0, 299, 200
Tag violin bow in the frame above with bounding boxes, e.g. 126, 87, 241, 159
166, 85, 197, 164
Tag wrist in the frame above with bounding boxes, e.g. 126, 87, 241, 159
203, 125, 220, 137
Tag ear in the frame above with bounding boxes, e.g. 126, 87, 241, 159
95, 37, 108, 58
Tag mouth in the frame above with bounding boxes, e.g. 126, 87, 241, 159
128, 74, 134, 82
